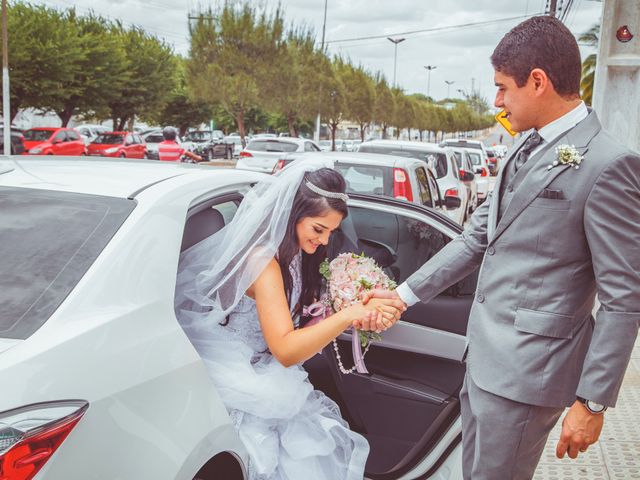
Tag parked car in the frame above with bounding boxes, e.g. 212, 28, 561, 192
0, 156, 471, 479
485, 147, 499, 175
142, 130, 171, 160
451, 148, 479, 214
236, 137, 320, 173
460, 148, 490, 204
0, 127, 26, 155
224, 136, 244, 157
358, 140, 470, 224
74, 124, 109, 146
86, 132, 147, 158
22, 127, 85, 156
318, 140, 332, 152
183, 131, 234, 161
272, 151, 461, 216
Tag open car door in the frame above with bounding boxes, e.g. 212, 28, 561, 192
305, 195, 478, 480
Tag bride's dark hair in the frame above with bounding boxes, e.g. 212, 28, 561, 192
278, 167, 348, 326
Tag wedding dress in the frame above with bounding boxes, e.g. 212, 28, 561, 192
185, 252, 370, 479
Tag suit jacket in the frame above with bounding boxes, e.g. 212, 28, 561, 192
407, 111, 640, 408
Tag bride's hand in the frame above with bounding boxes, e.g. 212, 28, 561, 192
350, 298, 405, 332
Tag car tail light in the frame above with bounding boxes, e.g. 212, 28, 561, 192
0, 401, 88, 480
459, 168, 466, 178
444, 188, 459, 198
393, 168, 413, 202
239, 151, 253, 158
480, 167, 488, 177
273, 159, 286, 174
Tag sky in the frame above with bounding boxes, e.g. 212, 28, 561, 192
35, 0, 603, 104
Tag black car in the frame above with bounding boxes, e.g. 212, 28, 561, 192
0, 128, 26, 155
183, 130, 234, 161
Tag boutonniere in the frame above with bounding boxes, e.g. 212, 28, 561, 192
547, 144, 583, 171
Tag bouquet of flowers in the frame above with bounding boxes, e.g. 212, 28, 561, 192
305, 252, 397, 374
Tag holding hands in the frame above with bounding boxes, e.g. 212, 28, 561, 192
352, 289, 407, 333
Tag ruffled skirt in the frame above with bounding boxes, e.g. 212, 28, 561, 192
193, 332, 370, 480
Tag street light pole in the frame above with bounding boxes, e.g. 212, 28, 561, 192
314, 0, 328, 143
387, 37, 405, 88
2, 0, 10, 155
444, 80, 454, 99
424, 65, 437, 99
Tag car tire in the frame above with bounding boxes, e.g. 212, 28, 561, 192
119, 153, 126, 158
226, 147, 232, 160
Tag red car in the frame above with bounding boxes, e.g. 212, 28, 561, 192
23, 128, 86, 156
86, 132, 147, 159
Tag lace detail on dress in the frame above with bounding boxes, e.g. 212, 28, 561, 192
289, 251, 302, 328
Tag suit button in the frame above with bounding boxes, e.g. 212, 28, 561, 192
508, 186, 514, 192
477, 294, 485, 303
487, 246, 495, 256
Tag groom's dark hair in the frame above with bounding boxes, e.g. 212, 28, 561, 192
491, 16, 581, 98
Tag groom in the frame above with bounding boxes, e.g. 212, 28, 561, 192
366, 15, 640, 479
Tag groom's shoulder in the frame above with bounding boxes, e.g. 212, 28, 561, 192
586, 128, 640, 174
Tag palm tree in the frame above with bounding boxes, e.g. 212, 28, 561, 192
579, 24, 599, 106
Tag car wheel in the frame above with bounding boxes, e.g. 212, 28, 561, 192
119, 153, 126, 158
226, 147, 232, 160
143, 153, 148, 159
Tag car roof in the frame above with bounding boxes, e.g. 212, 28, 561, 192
27, 127, 58, 131
286, 151, 422, 168
0, 157, 230, 198
363, 139, 446, 152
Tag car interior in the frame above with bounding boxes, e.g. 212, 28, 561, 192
176, 192, 477, 479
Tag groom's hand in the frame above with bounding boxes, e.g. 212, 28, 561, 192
555, 401, 604, 459
359, 290, 407, 332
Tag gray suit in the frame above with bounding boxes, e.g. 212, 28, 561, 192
407, 111, 640, 478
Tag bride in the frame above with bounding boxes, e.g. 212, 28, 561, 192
176, 160, 405, 479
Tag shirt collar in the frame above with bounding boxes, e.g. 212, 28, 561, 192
537, 101, 588, 143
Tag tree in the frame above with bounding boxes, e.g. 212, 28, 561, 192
49, 13, 127, 126
155, 57, 213, 136
108, 26, 177, 130
187, 2, 285, 144
579, 24, 599, 106
340, 62, 375, 141
373, 74, 394, 139
1, 3, 82, 120
319, 58, 345, 150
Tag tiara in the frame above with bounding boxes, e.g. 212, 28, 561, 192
305, 181, 349, 203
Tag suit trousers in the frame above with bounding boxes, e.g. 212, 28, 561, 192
460, 372, 564, 480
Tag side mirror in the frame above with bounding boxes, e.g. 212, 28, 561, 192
52, 138, 62, 144
474, 167, 483, 175
444, 196, 462, 210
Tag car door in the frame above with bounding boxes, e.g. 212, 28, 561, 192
414, 165, 435, 209
51, 130, 67, 155
305, 195, 475, 479
65, 129, 84, 155
123, 134, 135, 157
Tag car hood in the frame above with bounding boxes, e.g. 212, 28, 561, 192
24, 140, 49, 150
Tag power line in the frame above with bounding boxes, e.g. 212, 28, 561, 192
325, 14, 540, 44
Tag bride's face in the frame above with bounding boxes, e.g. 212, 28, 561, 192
296, 208, 343, 254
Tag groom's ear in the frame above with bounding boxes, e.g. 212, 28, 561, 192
529, 68, 551, 96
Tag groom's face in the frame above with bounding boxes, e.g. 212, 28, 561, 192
494, 70, 538, 132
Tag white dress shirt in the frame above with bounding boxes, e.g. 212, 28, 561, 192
396, 101, 589, 306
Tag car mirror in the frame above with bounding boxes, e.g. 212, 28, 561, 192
444, 196, 462, 210
461, 171, 475, 182
474, 167, 483, 175
52, 138, 62, 144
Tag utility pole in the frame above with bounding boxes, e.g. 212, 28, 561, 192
2, 0, 10, 155
387, 37, 405, 87
314, 0, 328, 143
424, 65, 437, 99
444, 80, 454, 99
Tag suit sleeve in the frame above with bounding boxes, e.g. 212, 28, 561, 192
405, 187, 490, 303
577, 152, 640, 407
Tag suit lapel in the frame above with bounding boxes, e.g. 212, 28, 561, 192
487, 133, 531, 241
490, 110, 602, 244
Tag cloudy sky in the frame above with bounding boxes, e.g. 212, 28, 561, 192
36, 0, 603, 103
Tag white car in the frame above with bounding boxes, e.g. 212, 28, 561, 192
236, 137, 320, 173
358, 140, 470, 224
224, 136, 244, 157
441, 139, 491, 204
74, 124, 109, 146
318, 140, 332, 152
450, 147, 479, 214
0, 156, 471, 480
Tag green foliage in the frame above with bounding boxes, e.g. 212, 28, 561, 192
340, 62, 375, 141
579, 24, 599, 106
187, 2, 285, 142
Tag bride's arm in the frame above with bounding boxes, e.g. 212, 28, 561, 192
248, 258, 403, 367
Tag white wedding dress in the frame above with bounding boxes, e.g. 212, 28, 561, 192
186, 252, 370, 479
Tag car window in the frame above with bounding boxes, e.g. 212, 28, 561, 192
427, 170, 441, 207
23, 130, 53, 142
66, 130, 80, 141
246, 140, 299, 153
145, 134, 164, 144
467, 151, 482, 166
179, 197, 242, 254
184, 131, 212, 142
334, 163, 393, 197
304, 142, 315, 152
414, 167, 433, 207
53, 131, 67, 142
0, 187, 135, 340
125, 134, 134, 144
94, 134, 124, 145
450, 158, 459, 179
